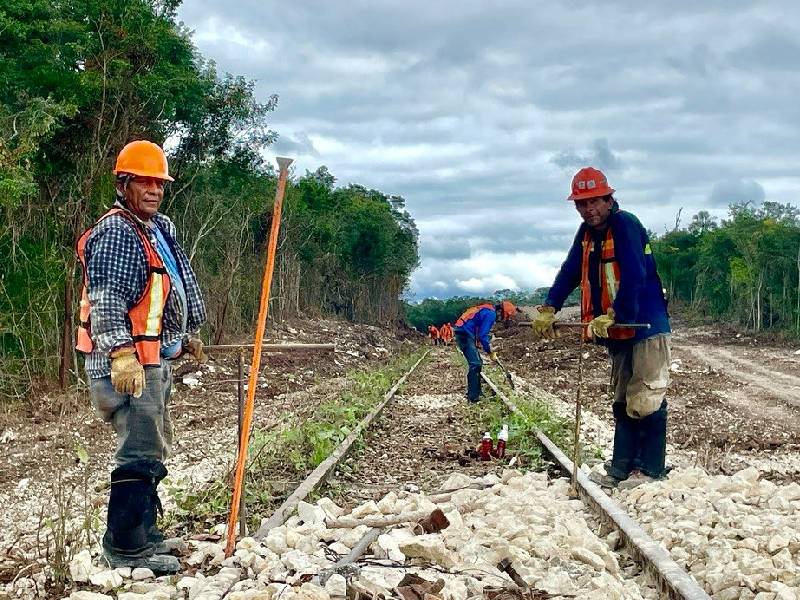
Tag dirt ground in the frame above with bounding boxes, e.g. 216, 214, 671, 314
328, 347, 511, 507
494, 312, 800, 480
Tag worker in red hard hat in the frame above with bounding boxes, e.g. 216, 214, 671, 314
453, 300, 518, 402
76, 140, 208, 572
532, 166, 671, 490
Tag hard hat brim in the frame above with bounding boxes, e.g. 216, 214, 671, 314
113, 168, 175, 182
567, 186, 615, 201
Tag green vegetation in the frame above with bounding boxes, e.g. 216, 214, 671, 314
165, 349, 427, 534
653, 203, 800, 334
0, 0, 418, 400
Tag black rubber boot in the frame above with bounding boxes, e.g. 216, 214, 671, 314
103, 460, 179, 573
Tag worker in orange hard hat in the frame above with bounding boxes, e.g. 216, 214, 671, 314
532, 166, 671, 490
76, 140, 207, 572
453, 300, 518, 402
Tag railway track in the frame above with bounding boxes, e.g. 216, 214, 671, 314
227, 347, 710, 600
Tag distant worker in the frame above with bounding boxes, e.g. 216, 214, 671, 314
441, 322, 454, 344
532, 167, 671, 489
428, 324, 439, 345
454, 300, 518, 402
76, 140, 207, 571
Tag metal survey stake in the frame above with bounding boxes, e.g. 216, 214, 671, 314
569, 333, 585, 499
225, 156, 293, 556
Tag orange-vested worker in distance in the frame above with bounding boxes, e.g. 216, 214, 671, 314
428, 325, 439, 345
443, 323, 454, 344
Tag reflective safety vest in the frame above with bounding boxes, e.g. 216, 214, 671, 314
580, 228, 635, 341
455, 303, 495, 327
76, 208, 171, 366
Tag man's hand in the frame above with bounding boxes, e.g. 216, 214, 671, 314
185, 337, 208, 364
588, 309, 615, 338
110, 347, 144, 398
488, 351, 498, 363
532, 305, 557, 339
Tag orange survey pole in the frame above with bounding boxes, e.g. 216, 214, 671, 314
225, 156, 293, 556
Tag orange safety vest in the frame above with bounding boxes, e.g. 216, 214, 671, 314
455, 303, 495, 327
76, 208, 172, 366
580, 228, 634, 341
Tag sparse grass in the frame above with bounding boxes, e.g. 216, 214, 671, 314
463, 362, 601, 471
165, 348, 428, 534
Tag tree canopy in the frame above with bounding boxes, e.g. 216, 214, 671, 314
0, 0, 418, 399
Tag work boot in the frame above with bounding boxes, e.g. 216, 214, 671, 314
103, 460, 180, 573
588, 471, 621, 489
617, 470, 656, 491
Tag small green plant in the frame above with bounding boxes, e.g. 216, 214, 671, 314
469, 365, 601, 470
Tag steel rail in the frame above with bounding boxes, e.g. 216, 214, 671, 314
480, 371, 710, 600
254, 350, 430, 539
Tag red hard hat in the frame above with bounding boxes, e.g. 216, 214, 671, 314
567, 167, 614, 201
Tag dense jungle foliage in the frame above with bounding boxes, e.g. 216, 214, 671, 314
651, 204, 800, 333
0, 0, 418, 398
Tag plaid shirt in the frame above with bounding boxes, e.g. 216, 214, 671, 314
82, 201, 207, 379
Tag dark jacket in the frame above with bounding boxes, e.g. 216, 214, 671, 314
545, 204, 670, 343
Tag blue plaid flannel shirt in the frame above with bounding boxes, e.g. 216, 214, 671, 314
82, 201, 207, 379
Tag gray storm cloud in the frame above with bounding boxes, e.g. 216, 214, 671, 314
178, 1, 800, 299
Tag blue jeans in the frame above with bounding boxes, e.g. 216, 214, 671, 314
455, 330, 482, 401
89, 361, 173, 466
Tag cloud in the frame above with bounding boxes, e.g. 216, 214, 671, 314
708, 179, 766, 207
551, 139, 622, 172
176, 0, 800, 299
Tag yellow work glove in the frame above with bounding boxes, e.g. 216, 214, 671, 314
110, 347, 144, 398
532, 305, 557, 339
488, 352, 498, 362
185, 337, 208, 364
588, 309, 616, 339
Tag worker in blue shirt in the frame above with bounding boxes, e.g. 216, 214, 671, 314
454, 300, 517, 402
532, 167, 671, 489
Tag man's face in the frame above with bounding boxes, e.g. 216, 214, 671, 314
574, 195, 612, 228
118, 175, 166, 221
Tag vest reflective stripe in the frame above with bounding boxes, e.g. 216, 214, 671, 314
580, 229, 635, 341
144, 272, 165, 336
75, 208, 172, 366
455, 303, 494, 327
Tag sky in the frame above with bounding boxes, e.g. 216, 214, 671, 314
176, 1, 800, 300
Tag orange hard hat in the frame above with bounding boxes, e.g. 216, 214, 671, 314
567, 167, 614, 201
113, 140, 174, 181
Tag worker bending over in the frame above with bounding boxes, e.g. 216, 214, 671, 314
428, 325, 440, 345
454, 300, 517, 402
532, 167, 671, 489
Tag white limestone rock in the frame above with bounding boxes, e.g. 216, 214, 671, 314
69, 549, 96, 583
316, 498, 344, 519
324, 573, 347, 598
70, 593, 114, 600
298, 501, 328, 525
349, 501, 381, 519
89, 569, 123, 591
131, 568, 154, 581
398, 535, 459, 568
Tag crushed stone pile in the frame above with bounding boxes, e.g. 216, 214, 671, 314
618, 466, 800, 600
52, 470, 658, 600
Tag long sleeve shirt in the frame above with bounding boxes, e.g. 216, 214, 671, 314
455, 307, 496, 353
82, 201, 207, 378
545, 207, 670, 343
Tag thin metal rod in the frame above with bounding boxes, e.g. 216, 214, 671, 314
237, 350, 246, 537
205, 343, 334, 352
518, 321, 650, 329
226, 156, 293, 556
570, 333, 584, 498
